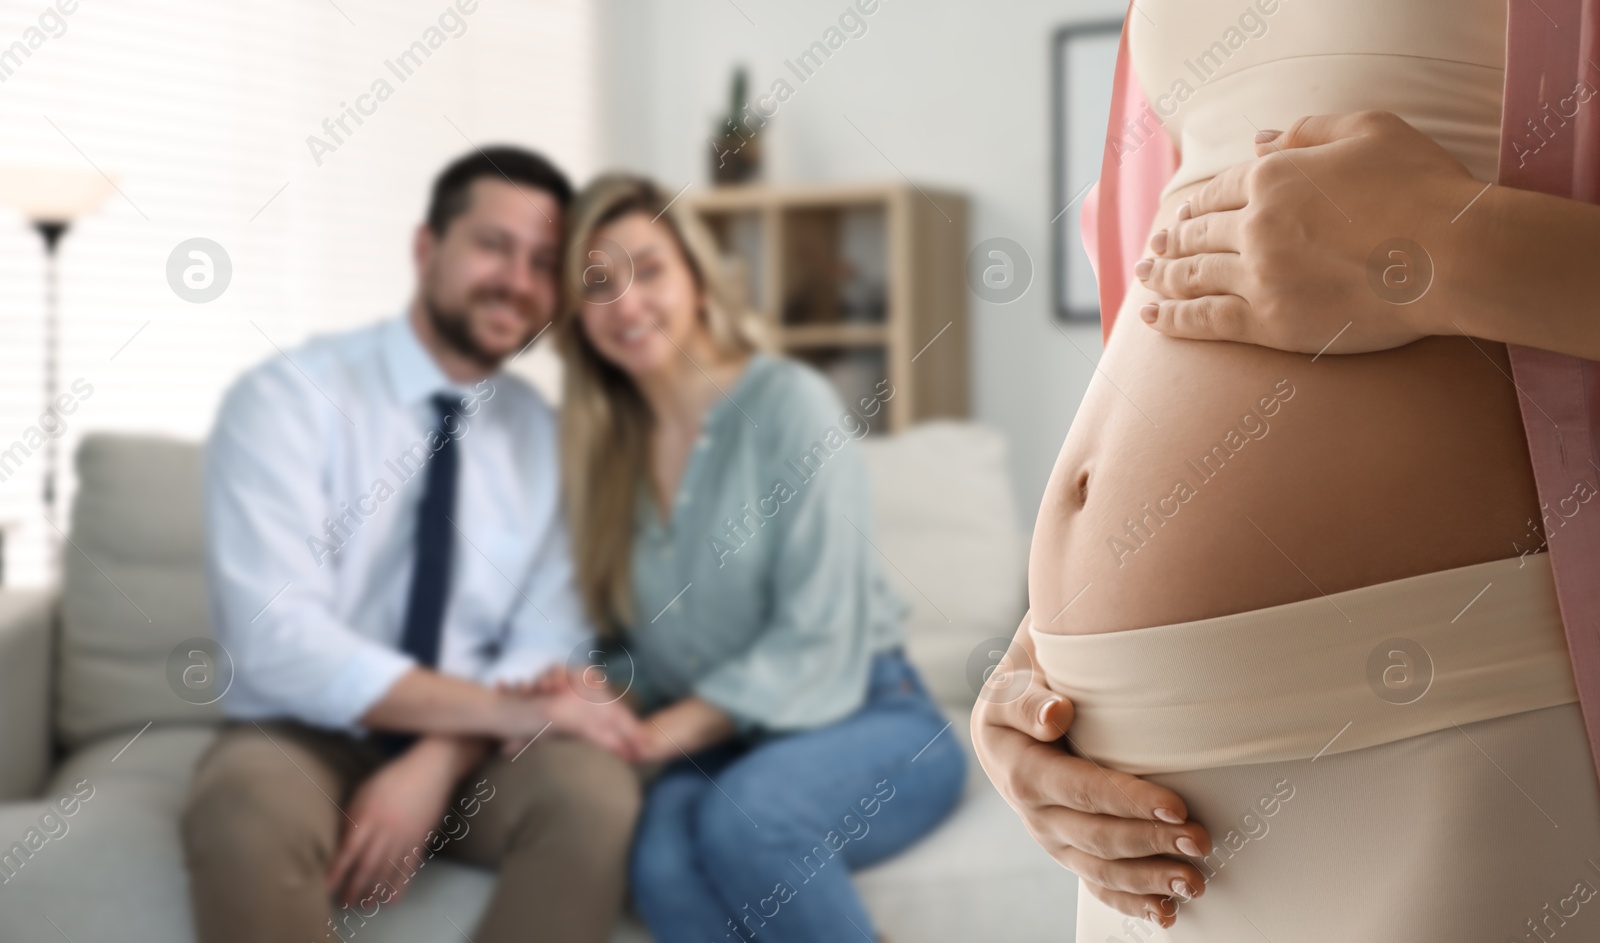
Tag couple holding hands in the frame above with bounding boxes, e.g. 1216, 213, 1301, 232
178, 147, 965, 943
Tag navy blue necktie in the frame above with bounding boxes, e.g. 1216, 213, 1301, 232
399, 393, 460, 666
379, 393, 460, 756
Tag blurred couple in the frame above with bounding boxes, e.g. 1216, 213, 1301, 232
178, 146, 965, 943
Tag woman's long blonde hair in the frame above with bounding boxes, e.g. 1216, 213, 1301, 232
557, 174, 767, 635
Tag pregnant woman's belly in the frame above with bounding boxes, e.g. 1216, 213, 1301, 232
1021, 0, 1600, 936
1029, 184, 1542, 636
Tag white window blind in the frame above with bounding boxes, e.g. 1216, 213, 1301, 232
0, 0, 595, 587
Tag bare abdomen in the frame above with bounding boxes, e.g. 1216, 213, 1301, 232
1030, 187, 1541, 636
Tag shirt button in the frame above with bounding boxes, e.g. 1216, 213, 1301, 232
695, 435, 712, 450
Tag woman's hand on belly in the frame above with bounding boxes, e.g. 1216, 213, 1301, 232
971, 610, 1214, 927
1135, 110, 1482, 355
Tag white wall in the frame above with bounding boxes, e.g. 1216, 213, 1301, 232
594, 0, 1126, 522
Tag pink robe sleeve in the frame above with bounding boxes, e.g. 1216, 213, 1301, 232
1498, 0, 1600, 789
1079, 18, 1179, 348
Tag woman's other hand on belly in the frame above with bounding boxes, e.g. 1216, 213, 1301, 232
1134, 110, 1482, 355
971, 610, 1214, 927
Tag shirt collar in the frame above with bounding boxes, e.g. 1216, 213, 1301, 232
381, 312, 477, 407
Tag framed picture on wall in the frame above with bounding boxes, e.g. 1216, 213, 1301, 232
1052, 19, 1124, 322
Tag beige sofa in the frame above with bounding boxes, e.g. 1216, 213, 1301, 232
0, 423, 1075, 942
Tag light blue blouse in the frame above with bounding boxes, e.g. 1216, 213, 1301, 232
606, 352, 907, 735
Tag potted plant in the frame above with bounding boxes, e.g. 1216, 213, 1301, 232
710, 66, 763, 185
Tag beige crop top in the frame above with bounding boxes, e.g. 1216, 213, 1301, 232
1129, 0, 1507, 200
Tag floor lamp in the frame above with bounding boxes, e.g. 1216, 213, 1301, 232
0, 167, 114, 582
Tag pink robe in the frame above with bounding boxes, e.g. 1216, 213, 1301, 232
1080, 0, 1600, 784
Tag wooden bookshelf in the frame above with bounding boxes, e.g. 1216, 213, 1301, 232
683, 182, 969, 434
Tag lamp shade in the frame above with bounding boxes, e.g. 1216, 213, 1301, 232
0, 166, 116, 223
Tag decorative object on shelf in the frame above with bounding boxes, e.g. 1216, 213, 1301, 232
838, 206, 888, 323
0, 165, 117, 570
1052, 20, 1123, 321
710, 65, 764, 186
684, 183, 969, 433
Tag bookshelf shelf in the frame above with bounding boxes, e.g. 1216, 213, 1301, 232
685, 182, 969, 433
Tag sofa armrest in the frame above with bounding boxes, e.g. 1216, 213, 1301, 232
0, 588, 56, 802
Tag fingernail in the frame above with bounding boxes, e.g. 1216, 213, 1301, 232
1177, 200, 1192, 220
1171, 878, 1194, 899
1037, 696, 1062, 727
1140, 304, 1159, 324
1154, 807, 1184, 824
1255, 129, 1282, 143
1149, 230, 1168, 254
1176, 836, 1201, 857
1134, 258, 1153, 280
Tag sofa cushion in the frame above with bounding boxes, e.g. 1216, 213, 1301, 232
0, 725, 216, 942
0, 588, 54, 802
858, 422, 1028, 709
58, 435, 218, 749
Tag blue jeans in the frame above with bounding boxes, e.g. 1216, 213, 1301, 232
629, 648, 967, 943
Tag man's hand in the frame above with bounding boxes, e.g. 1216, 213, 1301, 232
494, 671, 647, 762
536, 687, 648, 760
326, 738, 468, 908
495, 673, 732, 766
1135, 110, 1485, 354
971, 613, 1213, 928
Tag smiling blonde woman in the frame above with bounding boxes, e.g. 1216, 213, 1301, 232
555, 174, 965, 943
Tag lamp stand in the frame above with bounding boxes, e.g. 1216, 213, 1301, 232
35, 220, 68, 539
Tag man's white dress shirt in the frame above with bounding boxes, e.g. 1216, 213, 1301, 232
205, 314, 591, 732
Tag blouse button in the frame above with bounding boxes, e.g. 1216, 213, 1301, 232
695, 434, 712, 450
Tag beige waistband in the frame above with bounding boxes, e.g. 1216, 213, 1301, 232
1030, 552, 1575, 774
